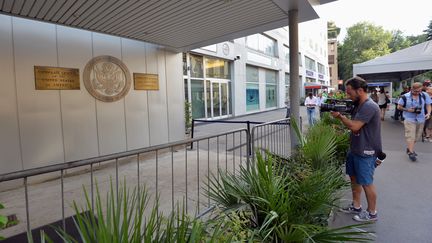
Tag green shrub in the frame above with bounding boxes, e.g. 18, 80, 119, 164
206, 152, 373, 242
0, 203, 7, 240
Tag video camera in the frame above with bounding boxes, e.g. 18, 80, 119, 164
413, 107, 422, 114
320, 98, 354, 115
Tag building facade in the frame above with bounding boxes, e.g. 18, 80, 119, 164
184, 20, 330, 119
0, 15, 184, 174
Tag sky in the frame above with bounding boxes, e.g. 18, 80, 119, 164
314, 0, 432, 42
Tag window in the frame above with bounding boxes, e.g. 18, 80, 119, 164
246, 65, 259, 82
190, 80, 205, 118
265, 69, 277, 108
190, 54, 203, 78
246, 34, 276, 56
305, 56, 316, 71
285, 73, 290, 101
306, 77, 316, 83
283, 45, 289, 63
205, 57, 231, 79
317, 63, 325, 74
183, 53, 187, 76
328, 55, 335, 64
329, 67, 333, 77
246, 66, 260, 111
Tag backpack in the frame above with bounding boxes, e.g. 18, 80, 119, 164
400, 92, 427, 112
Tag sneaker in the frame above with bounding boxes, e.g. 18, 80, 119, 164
406, 148, 417, 156
353, 210, 378, 222
339, 203, 362, 214
408, 152, 417, 162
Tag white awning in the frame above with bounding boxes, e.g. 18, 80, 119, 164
353, 40, 432, 81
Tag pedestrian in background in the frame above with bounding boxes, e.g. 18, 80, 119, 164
370, 89, 378, 103
392, 86, 410, 121
423, 86, 432, 142
331, 76, 382, 222
316, 93, 326, 118
304, 92, 318, 126
397, 82, 432, 161
377, 88, 390, 121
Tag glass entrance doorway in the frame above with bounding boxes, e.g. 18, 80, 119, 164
206, 80, 230, 119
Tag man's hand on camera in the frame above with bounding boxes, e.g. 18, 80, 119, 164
330, 111, 342, 119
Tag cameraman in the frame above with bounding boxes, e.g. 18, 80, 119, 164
330, 76, 382, 222
397, 82, 431, 161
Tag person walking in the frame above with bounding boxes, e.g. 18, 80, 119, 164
370, 89, 378, 103
304, 92, 318, 126
425, 86, 432, 142
398, 82, 432, 161
316, 93, 326, 118
377, 88, 389, 121
392, 86, 409, 121
331, 76, 382, 222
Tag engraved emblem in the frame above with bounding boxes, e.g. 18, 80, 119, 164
83, 56, 131, 102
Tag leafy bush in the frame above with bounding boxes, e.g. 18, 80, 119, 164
37, 181, 231, 243
0, 203, 7, 240
207, 152, 373, 242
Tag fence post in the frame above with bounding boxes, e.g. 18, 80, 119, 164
247, 121, 251, 156
190, 119, 195, 149
246, 128, 251, 171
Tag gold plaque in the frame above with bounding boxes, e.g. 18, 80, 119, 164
34, 66, 80, 90
83, 56, 132, 102
133, 73, 159, 90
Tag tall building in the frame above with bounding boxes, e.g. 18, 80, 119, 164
184, 19, 330, 120
327, 21, 341, 90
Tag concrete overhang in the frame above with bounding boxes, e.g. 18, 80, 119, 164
0, 0, 336, 52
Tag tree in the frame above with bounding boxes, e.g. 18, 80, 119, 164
424, 19, 432, 41
389, 30, 411, 52
338, 22, 392, 80
407, 34, 427, 46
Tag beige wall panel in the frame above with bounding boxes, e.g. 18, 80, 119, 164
57, 26, 99, 161
0, 15, 23, 173
146, 44, 169, 145
122, 38, 150, 150
92, 33, 127, 155
13, 18, 64, 168
165, 51, 185, 142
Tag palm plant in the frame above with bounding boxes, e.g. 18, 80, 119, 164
0, 202, 7, 240
206, 152, 373, 242
36, 181, 230, 243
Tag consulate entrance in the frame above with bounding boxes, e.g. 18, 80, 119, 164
184, 53, 232, 119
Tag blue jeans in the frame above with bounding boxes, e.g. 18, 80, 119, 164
307, 108, 315, 126
346, 152, 376, 185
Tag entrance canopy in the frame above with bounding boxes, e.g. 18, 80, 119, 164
353, 40, 432, 82
0, 0, 336, 52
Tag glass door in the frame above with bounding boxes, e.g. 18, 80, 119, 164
206, 80, 230, 119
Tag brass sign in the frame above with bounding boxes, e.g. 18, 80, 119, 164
134, 73, 159, 90
34, 66, 80, 90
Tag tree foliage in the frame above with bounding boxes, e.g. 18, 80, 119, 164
389, 30, 412, 52
424, 19, 432, 41
338, 22, 392, 80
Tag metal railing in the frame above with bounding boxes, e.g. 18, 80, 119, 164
251, 118, 291, 161
0, 128, 250, 238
